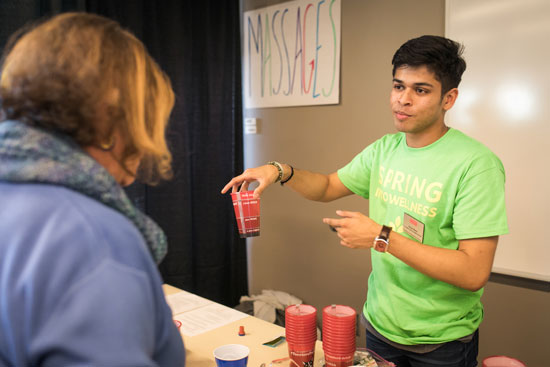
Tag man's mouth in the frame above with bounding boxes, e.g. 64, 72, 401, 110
394, 111, 412, 121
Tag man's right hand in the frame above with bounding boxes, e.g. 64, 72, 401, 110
220, 164, 282, 198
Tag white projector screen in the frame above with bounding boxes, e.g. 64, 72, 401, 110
445, 0, 550, 281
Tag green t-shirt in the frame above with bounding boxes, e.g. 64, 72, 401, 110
338, 128, 508, 345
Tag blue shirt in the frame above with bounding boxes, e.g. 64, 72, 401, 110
0, 182, 185, 366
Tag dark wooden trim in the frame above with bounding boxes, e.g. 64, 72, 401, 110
489, 272, 550, 292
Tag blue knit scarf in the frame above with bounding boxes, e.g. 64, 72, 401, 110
0, 120, 167, 263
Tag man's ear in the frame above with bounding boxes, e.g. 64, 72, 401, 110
442, 88, 459, 111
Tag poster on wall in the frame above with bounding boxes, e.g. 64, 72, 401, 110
243, 0, 341, 108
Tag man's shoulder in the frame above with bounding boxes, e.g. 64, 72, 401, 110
447, 129, 504, 169
448, 128, 495, 153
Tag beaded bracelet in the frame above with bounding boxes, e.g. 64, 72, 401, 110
267, 161, 283, 182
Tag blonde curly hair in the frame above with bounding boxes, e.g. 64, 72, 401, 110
0, 12, 175, 184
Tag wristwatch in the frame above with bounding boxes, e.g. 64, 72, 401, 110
373, 225, 392, 253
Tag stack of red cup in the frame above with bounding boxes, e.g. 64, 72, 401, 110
285, 304, 317, 367
322, 305, 357, 367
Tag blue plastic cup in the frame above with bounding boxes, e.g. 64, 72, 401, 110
213, 344, 250, 367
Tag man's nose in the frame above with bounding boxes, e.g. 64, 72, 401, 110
399, 88, 413, 105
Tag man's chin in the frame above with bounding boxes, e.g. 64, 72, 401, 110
393, 120, 409, 133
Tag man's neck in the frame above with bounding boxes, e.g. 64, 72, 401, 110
406, 124, 450, 148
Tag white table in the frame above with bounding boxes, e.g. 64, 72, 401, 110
163, 284, 324, 367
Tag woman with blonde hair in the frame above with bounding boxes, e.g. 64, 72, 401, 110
0, 12, 185, 366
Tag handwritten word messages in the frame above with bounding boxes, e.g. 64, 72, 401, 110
243, 0, 341, 108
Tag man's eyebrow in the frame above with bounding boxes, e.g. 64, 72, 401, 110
392, 78, 434, 88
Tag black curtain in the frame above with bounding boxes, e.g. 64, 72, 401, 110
0, 0, 247, 307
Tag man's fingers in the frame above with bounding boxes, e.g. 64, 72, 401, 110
340, 240, 352, 248
335, 210, 358, 218
239, 181, 250, 192
323, 218, 342, 227
221, 176, 243, 194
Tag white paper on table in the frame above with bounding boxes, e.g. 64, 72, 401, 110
165, 291, 212, 315
174, 303, 248, 337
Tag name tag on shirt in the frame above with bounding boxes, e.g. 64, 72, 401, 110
403, 212, 424, 243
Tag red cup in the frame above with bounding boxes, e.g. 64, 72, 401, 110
323, 346, 356, 355
323, 318, 356, 326
323, 305, 356, 318
482, 356, 527, 367
323, 326, 355, 334
322, 338, 356, 346
231, 191, 260, 238
286, 328, 316, 335
323, 351, 355, 367
322, 304, 356, 358
286, 304, 317, 317
285, 304, 318, 355
286, 335, 317, 345
285, 323, 317, 331
286, 334, 316, 341
322, 339, 356, 352
288, 343, 315, 367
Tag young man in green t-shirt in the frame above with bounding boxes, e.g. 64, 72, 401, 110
222, 35, 508, 366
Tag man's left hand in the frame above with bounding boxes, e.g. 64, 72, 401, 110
323, 210, 380, 249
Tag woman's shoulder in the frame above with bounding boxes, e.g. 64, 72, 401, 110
0, 182, 150, 270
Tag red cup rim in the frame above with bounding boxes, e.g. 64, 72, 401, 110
323, 342, 356, 346
285, 325, 317, 330
322, 343, 356, 350
323, 348, 356, 356
322, 342, 356, 347
286, 336, 317, 342
286, 325, 316, 330
286, 328, 316, 333
323, 345, 356, 351
286, 335, 317, 339
323, 305, 356, 317
322, 330, 356, 336
322, 320, 356, 326
322, 326, 356, 332
323, 317, 356, 324
286, 304, 317, 316
286, 329, 317, 334
322, 318, 356, 325
230, 190, 256, 197
288, 345, 316, 351
285, 313, 317, 322
286, 337, 317, 342
323, 338, 355, 346
322, 332, 356, 338
286, 326, 316, 331
285, 319, 316, 325
285, 318, 317, 323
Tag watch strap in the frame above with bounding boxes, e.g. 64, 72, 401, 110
379, 225, 392, 240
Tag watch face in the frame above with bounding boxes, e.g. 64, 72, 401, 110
374, 239, 388, 252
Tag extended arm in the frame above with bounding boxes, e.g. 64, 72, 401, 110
221, 162, 353, 202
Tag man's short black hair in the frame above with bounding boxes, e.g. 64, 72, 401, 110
392, 35, 467, 95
